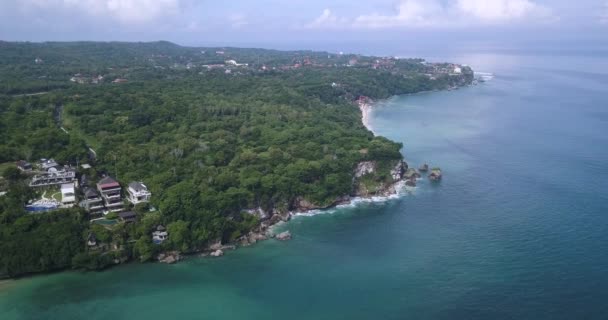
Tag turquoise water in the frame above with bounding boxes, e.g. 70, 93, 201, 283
2, 51, 608, 319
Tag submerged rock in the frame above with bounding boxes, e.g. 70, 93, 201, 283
275, 231, 292, 241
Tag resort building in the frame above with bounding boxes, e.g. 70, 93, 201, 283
96, 176, 124, 213
152, 225, 168, 244
80, 187, 104, 215
29, 169, 76, 188
40, 158, 60, 171
60, 183, 76, 207
127, 182, 151, 204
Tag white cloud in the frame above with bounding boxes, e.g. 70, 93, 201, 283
308, 0, 556, 29
305, 9, 348, 29
17, 0, 182, 24
228, 13, 249, 29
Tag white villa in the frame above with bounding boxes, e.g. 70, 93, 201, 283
61, 183, 76, 207
127, 181, 151, 204
152, 225, 168, 244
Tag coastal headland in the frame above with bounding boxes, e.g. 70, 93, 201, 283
0, 41, 473, 278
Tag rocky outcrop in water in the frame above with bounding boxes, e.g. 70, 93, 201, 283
429, 168, 442, 181
403, 168, 421, 180
275, 231, 292, 241
210, 249, 224, 257
405, 178, 417, 187
157, 251, 182, 264
419, 164, 429, 172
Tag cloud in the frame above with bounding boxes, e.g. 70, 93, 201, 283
307, 0, 556, 29
228, 13, 249, 29
16, 0, 183, 24
305, 9, 348, 29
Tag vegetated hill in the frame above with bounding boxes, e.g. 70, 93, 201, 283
0, 41, 473, 277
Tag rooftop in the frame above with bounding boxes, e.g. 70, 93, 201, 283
128, 181, 148, 192
98, 176, 120, 189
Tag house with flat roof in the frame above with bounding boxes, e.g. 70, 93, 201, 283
127, 181, 151, 204
61, 183, 76, 207
29, 169, 76, 188
96, 176, 124, 213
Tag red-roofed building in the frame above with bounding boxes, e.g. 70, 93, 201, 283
96, 176, 123, 213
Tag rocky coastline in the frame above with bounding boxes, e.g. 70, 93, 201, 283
156, 97, 449, 264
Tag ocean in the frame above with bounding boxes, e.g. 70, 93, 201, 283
1, 48, 608, 319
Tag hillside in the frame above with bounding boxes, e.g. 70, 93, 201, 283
0, 41, 473, 277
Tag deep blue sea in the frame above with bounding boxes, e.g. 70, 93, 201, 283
1, 48, 608, 319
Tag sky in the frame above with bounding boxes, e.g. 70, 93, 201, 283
0, 0, 606, 52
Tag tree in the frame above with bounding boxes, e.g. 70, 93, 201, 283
2, 167, 21, 182
167, 220, 191, 252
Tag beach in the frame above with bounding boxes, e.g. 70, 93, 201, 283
359, 102, 374, 133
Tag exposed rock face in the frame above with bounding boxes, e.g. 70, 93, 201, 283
275, 231, 292, 241
294, 197, 321, 211
210, 249, 224, 257
405, 178, 417, 187
403, 168, 421, 180
429, 168, 442, 181
390, 160, 407, 181
157, 251, 182, 264
418, 164, 429, 172
355, 161, 376, 178
245, 207, 270, 220
208, 239, 223, 251
353, 160, 408, 197
293, 196, 350, 212
238, 231, 269, 246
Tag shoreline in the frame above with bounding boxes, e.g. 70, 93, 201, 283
360, 103, 374, 133
1, 83, 467, 281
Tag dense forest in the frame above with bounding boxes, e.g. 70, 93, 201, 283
0, 41, 474, 277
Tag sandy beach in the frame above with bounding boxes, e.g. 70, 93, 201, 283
359, 103, 373, 133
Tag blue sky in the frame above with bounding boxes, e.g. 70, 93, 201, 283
0, 0, 606, 51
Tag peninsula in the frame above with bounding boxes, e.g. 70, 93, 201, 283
0, 41, 473, 278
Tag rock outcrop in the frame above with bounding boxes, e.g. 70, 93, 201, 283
390, 160, 407, 181
157, 251, 182, 264
418, 164, 429, 172
403, 168, 421, 180
245, 207, 270, 220
275, 231, 292, 241
405, 178, 417, 187
210, 249, 224, 257
429, 168, 442, 181
354, 161, 377, 178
